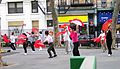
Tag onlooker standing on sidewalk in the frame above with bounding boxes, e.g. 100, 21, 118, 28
43, 30, 57, 58
10, 32, 16, 51
106, 26, 113, 56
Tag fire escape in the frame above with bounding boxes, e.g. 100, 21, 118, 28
58, 0, 94, 14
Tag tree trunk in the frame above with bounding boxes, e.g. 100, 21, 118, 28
50, 0, 59, 47
111, 0, 120, 49
0, 0, 3, 65
0, 42, 4, 66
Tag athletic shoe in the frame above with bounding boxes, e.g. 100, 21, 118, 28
108, 54, 111, 57
24, 53, 27, 55
49, 56, 53, 58
53, 55, 57, 57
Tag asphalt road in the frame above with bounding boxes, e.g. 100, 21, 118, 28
1, 47, 120, 69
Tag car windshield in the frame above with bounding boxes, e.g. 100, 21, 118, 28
78, 35, 90, 40
78, 34, 95, 40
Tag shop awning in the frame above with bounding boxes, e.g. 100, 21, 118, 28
8, 21, 23, 27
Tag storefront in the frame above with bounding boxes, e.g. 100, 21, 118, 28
97, 10, 112, 35
58, 15, 89, 35
8, 21, 24, 36
97, 10, 120, 34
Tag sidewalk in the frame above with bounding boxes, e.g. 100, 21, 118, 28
1, 47, 120, 69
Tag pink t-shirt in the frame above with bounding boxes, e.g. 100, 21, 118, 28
70, 31, 78, 43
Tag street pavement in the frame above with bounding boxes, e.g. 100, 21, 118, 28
1, 47, 120, 69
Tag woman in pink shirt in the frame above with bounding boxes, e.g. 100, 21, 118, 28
70, 27, 80, 56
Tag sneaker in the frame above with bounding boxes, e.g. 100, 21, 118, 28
32, 51, 35, 53
24, 53, 27, 55
49, 56, 53, 58
53, 55, 57, 57
65, 52, 68, 55
39, 48, 42, 51
108, 54, 111, 57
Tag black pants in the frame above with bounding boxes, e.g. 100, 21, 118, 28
47, 42, 57, 57
106, 40, 112, 54
28, 41, 35, 51
73, 41, 80, 56
23, 42, 28, 53
23, 41, 35, 53
10, 43, 16, 50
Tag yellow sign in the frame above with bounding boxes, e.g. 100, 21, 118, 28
58, 15, 88, 23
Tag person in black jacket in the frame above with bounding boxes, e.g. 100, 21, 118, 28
106, 26, 112, 56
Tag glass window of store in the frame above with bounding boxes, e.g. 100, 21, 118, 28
46, 0, 51, 12
71, 0, 91, 4
31, 1, 38, 13
8, 2, 23, 14
32, 20, 39, 28
47, 20, 53, 27
8, 21, 23, 36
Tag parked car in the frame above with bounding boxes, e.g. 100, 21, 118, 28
78, 35, 95, 46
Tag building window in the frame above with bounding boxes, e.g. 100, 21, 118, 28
32, 20, 39, 28
31, 1, 38, 13
46, 0, 51, 12
47, 20, 53, 27
101, 0, 107, 8
8, 21, 24, 36
8, 2, 23, 14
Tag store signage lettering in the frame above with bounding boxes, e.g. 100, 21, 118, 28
98, 11, 120, 24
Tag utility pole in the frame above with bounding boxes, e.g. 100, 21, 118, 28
111, 0, 120, 49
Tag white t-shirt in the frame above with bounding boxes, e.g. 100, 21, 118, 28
10, 35, 16, 43
63, 31, 71, 41
43, 35, 53, 43
99, 33, 106, 40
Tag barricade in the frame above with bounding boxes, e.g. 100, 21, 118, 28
70, 56, 96, 69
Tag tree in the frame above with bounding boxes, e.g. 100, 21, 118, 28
0, 0, 7, 66
0, 0, 3, 66
50, 0, 59, 47
111, 0, 120, 49
34, 0, 59, 46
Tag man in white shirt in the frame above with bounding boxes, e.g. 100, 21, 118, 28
43, 30, 57, 58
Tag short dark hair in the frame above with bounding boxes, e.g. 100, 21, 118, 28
11, 32, 14, 35
31, 32, 34, 34
45, 30, 49, 35
70, 23, 76, 31
39, 31, 42, 34
22, 33, 27, 36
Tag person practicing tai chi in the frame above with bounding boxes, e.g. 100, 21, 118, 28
43, 30, 57, 58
